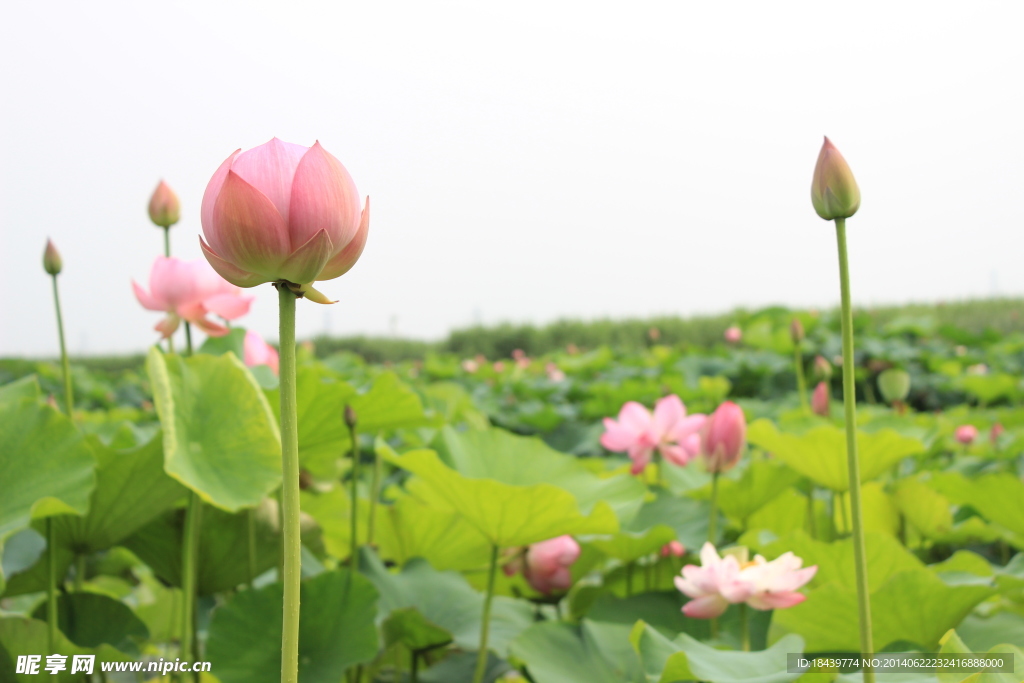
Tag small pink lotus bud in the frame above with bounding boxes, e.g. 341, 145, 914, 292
344, 405, 358, 429
813, 355, 833, 382
43, 239, 63, 275
200, 138, 369, 303
148, 180, 181, 228
523, 536, 580, 594
724, 326, 742, 344
811, 137, 861, 221
955, 425, 977, 445
990, 423, 1005, 444
660, 541, 685, 558
811, 381, 830, 417
790, 318, 804, 344
701, 401, 746, 473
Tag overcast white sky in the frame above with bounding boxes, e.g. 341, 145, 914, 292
2, 1, 1022, 357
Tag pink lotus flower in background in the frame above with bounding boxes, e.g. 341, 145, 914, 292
148, 180, 180, 228
811, 381, 830, 417
133, 257, 254, 338
601, 395, 707, 475
991, 422, 1005, 444
244, 330, 279, 375
674, 543, 816, 618
545, 362, 566, 382
724, 326, 742, 343
522, 536, 581, 594
461, 358, 480, 373
200, 138, 369, 303
492, 361, 506, 373
660, 541, 685, 558
701, 401, 746, 473
955, 425, 978, 445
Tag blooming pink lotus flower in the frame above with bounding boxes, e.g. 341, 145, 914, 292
674, 543, 816, 618
724, 326, 742, 343
601, 395, 707, 475
701, 401, 746, 473
545, 362, 566, 382
661, 541, 685, 558
244, 330, 279, 375
955, 425, 978, 445
148, 180, 180, 228
200, 138, 369, 303
133, 257, 254, 338
811, 381, 830, 417
520, 536, 581, 595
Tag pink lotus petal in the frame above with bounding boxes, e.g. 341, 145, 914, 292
244, 330, 279, 374
154, 315, 180, 339
652, 395, 685, 440
318, 196, 369, 281
201, 149, 241, 235
601, 417, 641, 451
682, 594, 729, 619
288, 142, 362, 251
747, 591, 806, 611
229, 138, 307, 226
132, 280, 165, 311
277, 228, 335, 285
186, 315, 230, 338
200, 238, 271, 288
618, 402, 653, 435
210, 171, 291, 276
660, 443, 695, 467
203, 292, 254, 321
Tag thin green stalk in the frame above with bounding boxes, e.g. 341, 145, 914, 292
707, 471, 721, 543
247, 508, 257, 589
180, 492, 202, 676
806, 490, 817, 539
51, 275, 74, 416
411, 651, 419, 683
472, 545, 500, 683
47, 518, 58, 651
367, 445, 382, 547
740, 603, 750, 651
348, 418, 360, 564
794, 342, 809, 412
75, 554, 86, 591
278, 285, 302, 683
838, 491, 849, 535
835, 218, 874, 681
185, 322, 193, 356
163, 226, 171, 257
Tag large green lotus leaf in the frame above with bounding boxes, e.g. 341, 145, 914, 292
51, 433, 187, 553
586, 525, 677, 563
300, 487, 366, 561
930, 472, 1024, 546
770, 569, 994, 651
348, 371, 435, 434
359, 550, 533, 658
939, 629, 1024, 683
206, 570, 379, 683
419, 652, 511, 683
509, 620, 644, 683
746, 489, 830, 540
147, 349, 281, 511
834, 482, 900, 537
894, 479, 954, 539
955, 613, 1024, 654
709, 459, 802, 525
625, 490, 713, 551
0, 398, 95, 543
122, 503, 284, 595
31, 592, 149, 655
382, 446, 619, 548
375, 494, 493, 571
0, 375, 41, 406
957, 374, 1020, 405
747, 420, 924, 492
0, 617, 130, 682
630, 620, 804, 683
434, 426, 646, 522
381, 607, 453, 652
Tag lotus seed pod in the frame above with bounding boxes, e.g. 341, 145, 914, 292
877, 368, 911, 404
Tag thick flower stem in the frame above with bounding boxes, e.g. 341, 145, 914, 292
835, 218, 874, 682
48, 272, 73, 651
472, 545, 500, 683
278, 285, 302, 683
348, 418, 360, 564
180, 492, 202, 677
707, 472, 721, 543
794, 343, 809, 412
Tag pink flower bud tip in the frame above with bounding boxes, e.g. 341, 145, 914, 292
200, 138, 369, 303
811, 381, 830, 417
724, 326, 742, 343
148, 180, 181, 228
244, 330, 279, 375
43, 239, 62, 275
955, 425, 977, 445
811, 137, 860, 221
701, 401, 746, 474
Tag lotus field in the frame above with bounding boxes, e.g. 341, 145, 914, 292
2, 139, 1023, 683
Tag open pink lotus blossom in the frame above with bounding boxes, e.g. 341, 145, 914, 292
244, 330, 279, 375
674, 543, 816, 618
133, 257, 254, 338
811, 381, 830, 417
601, 396, 706, 475
200, 138, 369, 303
521, 536, 581, 594
955, 425, 978, 445
701, 401, 746, 473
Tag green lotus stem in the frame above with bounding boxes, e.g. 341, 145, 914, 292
74, 554, 86, 591
47, 518, 58, 651
180, 492, 202, 676
366, 445, 382, 547
837, 491, 849, 535
740, 603, 750, 652
806, 490, 817, 539
51, 275, 74, 417
707, 471, 720, 543
835, 218, 874, 681
247, 507, 257, 589
277, 285, 302, 683
348, 416, 360, 564
411, 651, 419, 683
163, 226, 171, 258
185, 322, 193, 356
472, 544, 499, 683
794, 342, 809, 412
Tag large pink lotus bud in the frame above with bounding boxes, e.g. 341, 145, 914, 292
200, 138, 369, 303
523, 536, 580, 594
148, 180, 181, 228
811, 381, 830, 417
724, 326, 742, 344
811, 137, 860, 221
244, 330, 279, 375
955, 425, 977, 445
701, 401, 746, 473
